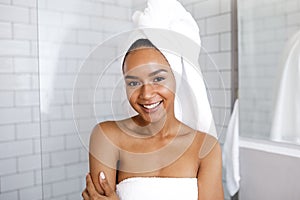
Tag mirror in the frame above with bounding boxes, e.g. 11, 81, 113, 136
238, 0, 300, 144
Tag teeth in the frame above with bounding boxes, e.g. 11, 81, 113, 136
143, 102, 160, 109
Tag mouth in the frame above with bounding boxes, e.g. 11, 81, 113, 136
139, 101, 163, 112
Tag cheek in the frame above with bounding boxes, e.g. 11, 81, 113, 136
126, 87, 139, 102
156, 80, 176, 96
156, 85, 175, 99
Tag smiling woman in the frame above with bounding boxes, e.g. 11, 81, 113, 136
81, 0, 224, 199
82, 38, 224, 200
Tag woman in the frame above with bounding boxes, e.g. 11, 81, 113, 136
82, 38, 224, 200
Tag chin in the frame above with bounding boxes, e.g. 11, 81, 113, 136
138, 110, 167, 125
146, 115, 165, 124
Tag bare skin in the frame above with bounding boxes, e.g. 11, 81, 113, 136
82, 47, 224, 200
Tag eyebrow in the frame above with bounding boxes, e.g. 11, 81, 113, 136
125, 75, 139, 79
125, 69, 168, 80
148, 69, 168, 77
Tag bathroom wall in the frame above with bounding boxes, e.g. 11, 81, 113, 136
239, 0, 300, 140
0, 0, 233, 199
0, 0, 133, 199
38, 0, 133, 200
0, 0, 41, 199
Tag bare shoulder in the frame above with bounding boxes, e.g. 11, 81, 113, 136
91, 120, 123, 146
193, 131, 221, 160
177, 124, 221, 160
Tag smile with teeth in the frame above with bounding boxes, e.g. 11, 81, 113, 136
141, 101, 162, 109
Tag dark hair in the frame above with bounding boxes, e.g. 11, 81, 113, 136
122, 38, 168, 70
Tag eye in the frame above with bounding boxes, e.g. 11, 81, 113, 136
153, 77, 165, 82
127, 81, 141, 87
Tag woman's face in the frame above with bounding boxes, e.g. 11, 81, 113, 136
123, 47, 176, 124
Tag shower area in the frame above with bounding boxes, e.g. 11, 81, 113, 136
37, 1, 134, 199
0, 0, 233, 199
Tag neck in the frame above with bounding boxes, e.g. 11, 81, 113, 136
132, 112, 180, 138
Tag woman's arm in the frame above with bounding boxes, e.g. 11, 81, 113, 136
197, 135, 224, 200
83, 172, 118, 200
89, 122, 119, 195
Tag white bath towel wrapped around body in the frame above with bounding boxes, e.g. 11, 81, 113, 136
116, 177, 198, 200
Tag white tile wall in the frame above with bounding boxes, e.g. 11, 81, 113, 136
0, 139, 34, 159
65, 162, 89, 178
221, 0, 231, 13
0, 158, 17, 176
0, 91, 14, 107
207, 13, 231, 34
0, 4, 30, 23
1, 171, 35, 192
14, 57, 38, 73
202, 34, 220, 52
0, 125, 15, 141
16, 122, 40, 139
0, 0, 10, 4
0, 40, 31, 56
116, 0, 132, 7
18, 154, 41, 172
77, 30, 104, 45
0, 57, 14, 73
193, 0, 219, 19
42, 166, 65, 184
19, 185, 43, 200
220, 32, 231, 51
0, 21, 12, 38
0, 107, 32, 124
51, 178, 80, 197
41, 136, 65, 152
0, 0, 233, 200
0, 191, 19, 199
103, 4, 131, 19
13, 0, 36, 8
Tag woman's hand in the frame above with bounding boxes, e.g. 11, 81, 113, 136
82, 172, 119, 200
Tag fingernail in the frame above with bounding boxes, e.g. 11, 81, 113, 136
100, 171, 106, 180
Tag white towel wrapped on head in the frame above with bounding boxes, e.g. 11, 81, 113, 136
125, 0, 217, 137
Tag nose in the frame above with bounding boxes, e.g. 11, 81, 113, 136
139, 83, 155, 99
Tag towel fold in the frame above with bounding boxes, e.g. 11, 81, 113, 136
116, 177, 198, 200
222, 99, 240, 196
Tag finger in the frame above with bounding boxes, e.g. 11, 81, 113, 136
99, 171, 114, 197
82, 188, 90, 200
86, 173, 102, 196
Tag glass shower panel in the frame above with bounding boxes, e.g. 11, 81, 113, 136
37, 1, 133, 199
238, 0, 300, 144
